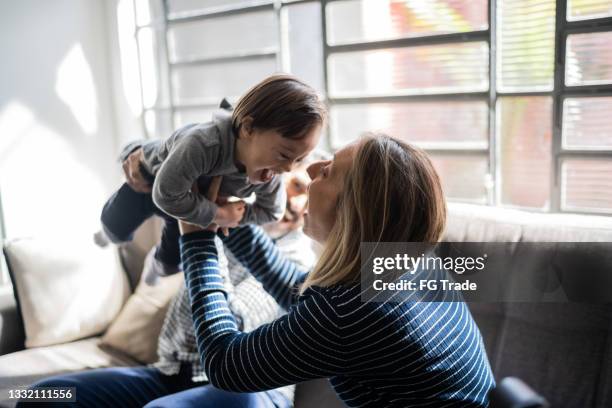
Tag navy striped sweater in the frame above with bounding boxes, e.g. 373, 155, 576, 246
181, 225, 495, 407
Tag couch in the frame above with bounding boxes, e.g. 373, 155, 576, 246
1, 204, 612, 407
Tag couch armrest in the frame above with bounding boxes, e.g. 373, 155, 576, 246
0, 286, 24, 355
489, 377, 549, 408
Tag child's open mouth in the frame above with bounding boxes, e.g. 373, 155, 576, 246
259, 168, 274, 183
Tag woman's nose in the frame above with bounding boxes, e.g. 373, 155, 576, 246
306, 161, 323, 180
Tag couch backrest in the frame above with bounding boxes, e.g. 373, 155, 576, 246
117, 218, 160, 290
445, 204, 612, 408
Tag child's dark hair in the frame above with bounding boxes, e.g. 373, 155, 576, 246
232, 74, 327, 140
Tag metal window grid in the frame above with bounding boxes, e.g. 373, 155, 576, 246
132, 0, 612, 215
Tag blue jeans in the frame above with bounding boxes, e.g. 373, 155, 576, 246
16, 365, 291, 408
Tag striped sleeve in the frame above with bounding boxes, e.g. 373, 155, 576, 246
181, 230, 347, 392
221, 225, 308, 310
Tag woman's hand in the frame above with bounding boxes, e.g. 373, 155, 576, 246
122, 148, 152, 193
213, 202, 246, 229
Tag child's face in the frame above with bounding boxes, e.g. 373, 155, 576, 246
240, 124, 322, 184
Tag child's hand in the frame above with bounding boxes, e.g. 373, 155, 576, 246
214, 201, 246, 229
122, 148, 152, 193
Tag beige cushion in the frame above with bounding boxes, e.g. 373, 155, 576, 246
118, 218, 162, 289
4, 237, 130, 348
100, 273, 184, 364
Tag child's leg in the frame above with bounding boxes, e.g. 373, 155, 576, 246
142, 216, 181, 285
100, 183, 156, 243
155, 216, 181, 269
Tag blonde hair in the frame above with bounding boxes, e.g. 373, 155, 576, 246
300, 134, 447, 293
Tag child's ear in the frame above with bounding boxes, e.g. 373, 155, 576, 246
241, 116, 254, 139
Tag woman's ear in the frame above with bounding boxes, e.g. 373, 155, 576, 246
240, 116, 254, 139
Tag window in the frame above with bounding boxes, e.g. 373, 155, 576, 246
130, 0, 612, 214
560, 23, 612, 213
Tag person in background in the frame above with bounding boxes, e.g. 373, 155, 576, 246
261, 150, 329, 265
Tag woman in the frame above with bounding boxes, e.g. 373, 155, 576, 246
177, 134, 495, 407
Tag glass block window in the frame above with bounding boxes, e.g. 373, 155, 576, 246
167, 11, 277, 63
330, 101, 488, 149
326, 0, 488, 45
567, 0, 612, 21
563, 96, 612, 149
128, 0, 612, 214
328, 42, 489, 97
566, 31, 612, 86
430, 154, 489, 203
562, 159, 612, 213
497, 96, 553, 209
496, 0, 556, 92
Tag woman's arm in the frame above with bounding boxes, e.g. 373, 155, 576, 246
227, 274, 282, 332
221, 224, 308, 310
181, 230, 346, 392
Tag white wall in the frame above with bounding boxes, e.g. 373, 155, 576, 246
0, 0, 142, 241
105, 0, 146, 148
